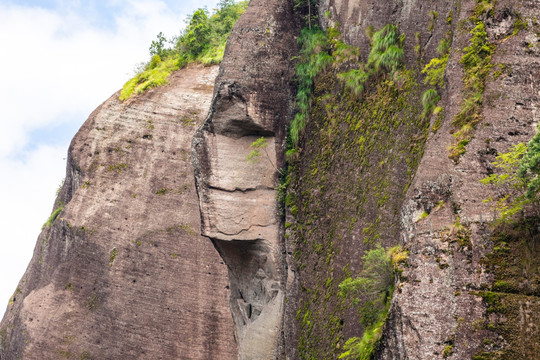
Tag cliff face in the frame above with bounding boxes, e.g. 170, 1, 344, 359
192, 0, 299, 358
286, 0, 540, 359
0, 65, 236, 360
381, 0, 540, 358
2, 0, 539, 359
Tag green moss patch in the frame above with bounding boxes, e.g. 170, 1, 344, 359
449, 3, 496, 162
42, 206, 64, 230
287, 24, 429, 356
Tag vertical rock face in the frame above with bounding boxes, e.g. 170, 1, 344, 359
287, 0, 540, 358
0, 65, 236, 360
2, 0, 538, 359
192, 0, 299, 358
317, 0, 457, 63
381, 1, 540, 358
284, 0, 458, 358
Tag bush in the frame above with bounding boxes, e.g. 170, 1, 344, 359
289, 23, 405, 145
338, 245, 405, 359
340, 24, 404, 97
290, 26, 333, 144
422, 54, 448, 88
480, 136, 540, 219
176, 0, 248, 62
367, 25, 404, 75
421, 36, 451, 128
42, 206, 64, 230
449, 21, 495, 161
179, 9, 211, 58
149, 32, 169, 58
422, 89, 440, 118
120, 56, 179, 100
518, 127, 540, 199
338, 68, 369, 95
120, 0, 248, 100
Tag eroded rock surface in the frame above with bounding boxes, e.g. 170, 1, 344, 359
0, 65, 236, 360
381, 1, 540, 359
192, 0, 299, 358
286, 0, 540, 358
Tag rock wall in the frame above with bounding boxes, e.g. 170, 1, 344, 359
1, 0, 539, 359
192, 0, 299, 359
285, 0, 540, 358
381, 0, 540, 358
284, 31, 430, 360
0, 65, 236, 360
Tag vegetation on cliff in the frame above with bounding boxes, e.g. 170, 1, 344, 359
476, 125, 540, 358
286, 17, 429, 358
481, 143, 529, 218
448, 0, 496, 162
287, 1, 540, 358
421, 29, 451, 128
338, 246, 407, 359
120, 0, 248, 100
481, 127, 540, 219
290, 23, 405, 145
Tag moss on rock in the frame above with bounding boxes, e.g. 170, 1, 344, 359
287, 52, 429, 357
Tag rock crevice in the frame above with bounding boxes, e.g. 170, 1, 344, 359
192, 0, 299, 358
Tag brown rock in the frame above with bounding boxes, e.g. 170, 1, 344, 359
382, 1, 540, 358
286, 0, 540, 358
192, 0, 300, 359
0, 64, 236, 360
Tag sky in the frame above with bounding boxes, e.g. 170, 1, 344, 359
0, 0, 221, 313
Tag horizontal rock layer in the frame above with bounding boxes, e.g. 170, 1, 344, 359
0, 64, 236, 360
192, 0, 299, 359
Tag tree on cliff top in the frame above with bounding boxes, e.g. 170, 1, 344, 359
177, 9, 211, 60
120, 0, 248, 100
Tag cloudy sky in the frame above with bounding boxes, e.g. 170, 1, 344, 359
0, 0, 221, 313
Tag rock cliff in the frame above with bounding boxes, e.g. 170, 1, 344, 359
286, 0, 540, 359
2, 0, 539, 359
0, 65, 236, 360
380, 0, 540, 359
192, 0, 299, 358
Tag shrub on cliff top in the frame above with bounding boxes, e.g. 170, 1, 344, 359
120, 0, 248, 100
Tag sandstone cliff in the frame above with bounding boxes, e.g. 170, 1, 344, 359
286, 0, 540, 359
192, 0, 299, 358
0, 65, 236, 360
2, 0, 539, 359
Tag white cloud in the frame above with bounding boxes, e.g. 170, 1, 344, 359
0, 0, 219, 313
0, 145, 66, 311
0, 1, 186, 157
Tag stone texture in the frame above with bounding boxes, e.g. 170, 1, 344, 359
192, 0, 299, 359
287, 0, 540, 358
318, 0, 458, 68
0, 64, 236, 360
379, 0, 540, 359
2, 0, 539, 359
